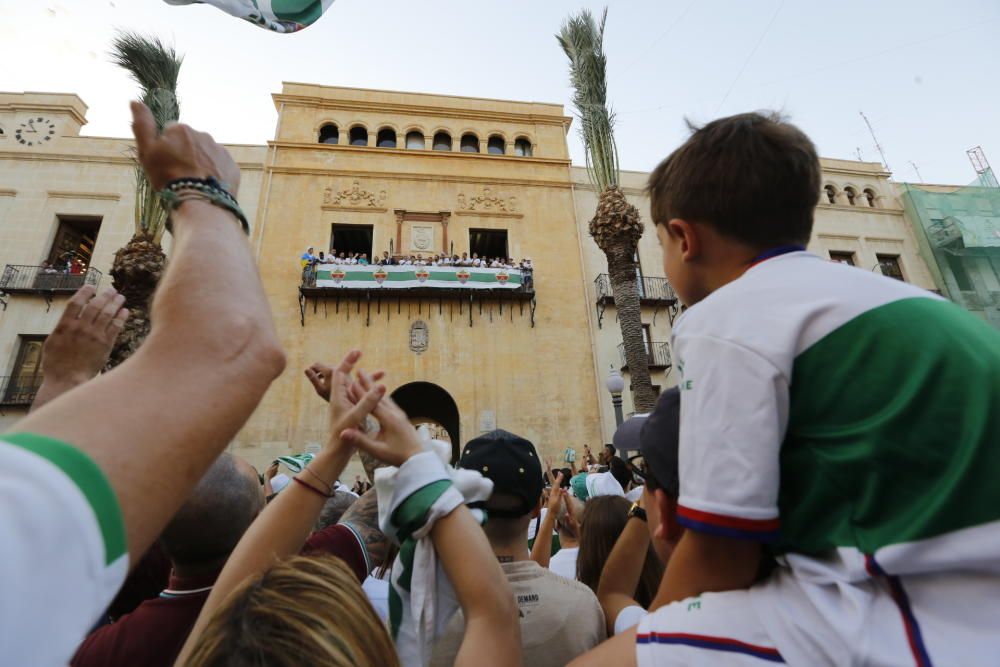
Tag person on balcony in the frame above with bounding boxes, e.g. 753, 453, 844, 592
300, 247, 316, 269
358, 254, 369, 266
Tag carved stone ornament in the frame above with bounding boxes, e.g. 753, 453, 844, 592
323, 180, 387, 207
411, 225, 434, 251
458, 187, 517, 212
409, 320, 429, 354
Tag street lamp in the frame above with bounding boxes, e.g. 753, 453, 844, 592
605, 366, 626, 427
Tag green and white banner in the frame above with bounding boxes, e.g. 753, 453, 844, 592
312, 264, 524, 290
163, 0, 335, 33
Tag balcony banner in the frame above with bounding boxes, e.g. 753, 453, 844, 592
311, 264, 524, 289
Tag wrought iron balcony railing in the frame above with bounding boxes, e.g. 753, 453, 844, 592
618, 341, 672, 371
594, 274, 679, 328
0, 264, 102, 295
0, 375, 43, 408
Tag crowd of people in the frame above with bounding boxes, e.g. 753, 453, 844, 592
301, 248, 533, 271
4, 101, 998, 667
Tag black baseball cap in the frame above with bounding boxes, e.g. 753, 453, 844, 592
639, 387, 680, 498
459, 429, 543, 519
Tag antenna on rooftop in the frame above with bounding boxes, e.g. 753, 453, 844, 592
967, 146, 999, 188
907, 161, 924, 183
859, 111, 890, 173
855, 147, 864, 161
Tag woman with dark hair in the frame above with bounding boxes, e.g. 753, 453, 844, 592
576, 496, 663, 609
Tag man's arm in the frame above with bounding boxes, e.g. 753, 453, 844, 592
650, 531, 760, 610
12, 102, 286, 564
597, 512, 650, 635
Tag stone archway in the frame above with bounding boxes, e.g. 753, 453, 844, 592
390, 382, 461, 461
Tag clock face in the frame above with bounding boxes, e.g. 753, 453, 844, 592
14, 116, 57, 147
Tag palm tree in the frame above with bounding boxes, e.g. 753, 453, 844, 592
105, 32, 183, 369
558, 8, 657, 413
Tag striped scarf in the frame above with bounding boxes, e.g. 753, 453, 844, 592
376, 443, 493, 667
163, 0, 336, 33
274, 453, 314, 472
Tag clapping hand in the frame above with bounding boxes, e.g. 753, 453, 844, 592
341, 369, 423, 467
322, 351, 386, 455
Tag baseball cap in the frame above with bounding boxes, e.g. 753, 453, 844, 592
459, 429, 543, 519
639, 387, 680, 498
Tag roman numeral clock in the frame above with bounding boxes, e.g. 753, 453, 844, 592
15, 117, 56, 147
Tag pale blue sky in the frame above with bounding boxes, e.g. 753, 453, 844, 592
2, 0, 998, 184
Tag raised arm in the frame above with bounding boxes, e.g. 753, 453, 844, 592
342, 375, 521, 667
13, 102, 286, 562
529, 472, 564, 567
597, 500, 651, 634
176, 351, 384, 666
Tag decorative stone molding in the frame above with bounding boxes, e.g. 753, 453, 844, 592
455, 187, 524, 218
46, 190, 121, 201
322, 180, 387, 209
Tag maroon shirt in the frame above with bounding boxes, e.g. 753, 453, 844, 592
72, 525, 368, 667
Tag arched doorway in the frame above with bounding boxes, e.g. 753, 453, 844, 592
390, 382, 460, 461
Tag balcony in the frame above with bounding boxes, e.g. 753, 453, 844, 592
594, 274, 679, 328
0, 265, 102, 311
0, 375, 42, 408
299, 263, 535, 327
618, 341, 672, 372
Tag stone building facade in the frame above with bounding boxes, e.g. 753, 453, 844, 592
0, 86, 938, 475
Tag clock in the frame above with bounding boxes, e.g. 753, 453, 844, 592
14, 116, 57, 147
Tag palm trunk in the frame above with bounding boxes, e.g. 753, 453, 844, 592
105, 234, 166, 370
605, 242, 657, 414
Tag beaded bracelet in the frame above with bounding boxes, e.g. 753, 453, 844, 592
293, 476, 334, 499
158, 176, 250, 235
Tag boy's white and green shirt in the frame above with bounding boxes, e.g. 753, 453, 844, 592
0, 433, 127, 665
672, 250, 1000, 579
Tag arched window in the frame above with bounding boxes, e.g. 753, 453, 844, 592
318, 123, 339, 144
432, 132, 452, 151
514, 137, 532, 157
487, 135, 505, 155
349, 126, 368, 146
405, 131, 425, 150
824, 184, 837, 205
460, 133, 480, 153
844, 186, 857, 206
376, 128, 397, 148
863, 188, 877, 208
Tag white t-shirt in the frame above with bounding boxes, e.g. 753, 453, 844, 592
548, 546, 578, 580
362, 574, 390, 622
615, 604, 647, 635
0, 434, 128, 666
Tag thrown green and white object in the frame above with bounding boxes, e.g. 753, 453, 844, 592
163, 0, 336, 33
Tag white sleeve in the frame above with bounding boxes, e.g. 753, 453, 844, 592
674, 334, 787, 541
614, 605, 648, 635
0, 435, 128, 665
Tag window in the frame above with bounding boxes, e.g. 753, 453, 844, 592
329, 224, 374, 261
487, 135, 505, 155
514, 138, 532, 157
641, 324, 653, 355
349, 126, 368, 146
946, 254, 973, 291
405, 131, 425, 150
432, 132, 452, 151
829, 251, 855, 266
318, 124, 339, 144
634, 251, 645, 297
460, 133, 480, 153
48, 215, 101, 269
469, 228, 508, 259
863, 188, 877, 208
844, 187, 857, 206
877, 254, 904, 281
376, 128, 397, 148
824, 185, 837, 204
3, 335, 45, 405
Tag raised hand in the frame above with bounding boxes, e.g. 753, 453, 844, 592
323, 351, 385, 455
304, 362, 335, 401
31, 286, 129, 412
341, 369, 422, 467
547, 472, 566, 513
130, 101, 240, 192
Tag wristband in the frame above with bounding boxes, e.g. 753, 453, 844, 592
293, 476, 333, 499
159, 176, 249, 235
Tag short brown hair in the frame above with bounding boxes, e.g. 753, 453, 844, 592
647, 112, 821, 247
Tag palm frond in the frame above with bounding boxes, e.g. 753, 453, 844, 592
557, 7, 619, 192
110, 31, 183, 240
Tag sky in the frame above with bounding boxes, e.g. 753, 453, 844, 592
1, 0, 998, 185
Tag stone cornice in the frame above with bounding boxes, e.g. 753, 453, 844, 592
267, 141, 570, 166
817, 202, 903, 216
272, 95, 572, 127
266, 166, 573, 190
0, 100, 88, 126
321, 205, 387, 213
454, 210, 523, 219
47, 190, 121, 201
0, 188, 15, 197
0, 151, 263, 171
